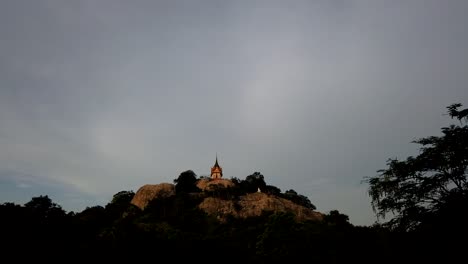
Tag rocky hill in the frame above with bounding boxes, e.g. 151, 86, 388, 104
130, 183, 175, 209
196, 178, 235, 191
199, 192, 323, 222
131, 179, 323, 222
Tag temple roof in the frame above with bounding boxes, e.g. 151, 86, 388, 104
213, 155, 221, 168
211, 154, 223, 179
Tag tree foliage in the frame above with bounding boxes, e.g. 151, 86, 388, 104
366, 104, 468, 230
323, 210, 351, 227
24, 195, 66, 222
110, 190, 135, 205
106, 190, 136, 219
243, 171, 267, 192
174, 170, 200, 193
283, 189, 317, 210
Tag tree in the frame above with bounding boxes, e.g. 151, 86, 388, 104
174, 170, 200, 193
24, 195, 65, 219
283, 189, 316, 210
110, 190, 135, 205
242, 172, 267, 193
323, 210, 351, 228
366, 104, 468, 231
264, 185, 281, 195
106, 190, 137, 219
230, 177, 241, 185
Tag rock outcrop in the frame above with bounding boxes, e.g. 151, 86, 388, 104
196, 178, 235, 191
198, 192, 323, 222
131, 183, 175, 209
132, 180, 323, 222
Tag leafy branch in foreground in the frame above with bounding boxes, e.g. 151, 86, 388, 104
366, 103, 468, 231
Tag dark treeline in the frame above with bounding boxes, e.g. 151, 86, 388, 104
0, 104, 467, 263
0, 186, 388, 263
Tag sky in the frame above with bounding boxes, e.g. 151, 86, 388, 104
1, 0, 467, 226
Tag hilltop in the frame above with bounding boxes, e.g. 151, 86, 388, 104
131, 177, 323, 222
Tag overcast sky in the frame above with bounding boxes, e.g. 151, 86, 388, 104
1, 0, 467, 225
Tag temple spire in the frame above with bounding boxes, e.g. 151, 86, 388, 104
211, 153, 223, 179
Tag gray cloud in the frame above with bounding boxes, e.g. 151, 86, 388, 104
1, 0, 467, 225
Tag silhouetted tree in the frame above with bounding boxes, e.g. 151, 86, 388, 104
77, 206, 107, 226
283, 189, 316, 210
264, 185, 281, 195
230, 177, 241, 185
105, 190, 137, 220
24, 195, 66, 220
0, 202, 27, 240
323, 210, 351, 228
110, 190, 135, 205
366, 103, 468, 231
174, 170, 200, 193
241, 172, 267, 193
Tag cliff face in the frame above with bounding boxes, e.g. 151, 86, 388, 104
130, 183, 175, 209
198, 192, 323, 222
196, 178, 235, 191
131, 180, 323, 222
